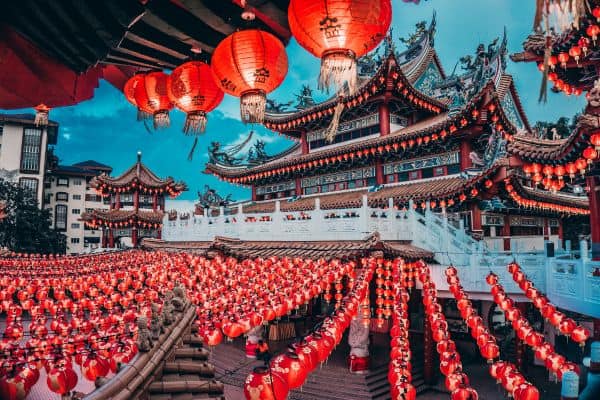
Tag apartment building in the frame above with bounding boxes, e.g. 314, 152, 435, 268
0, 114, 58, 205
44, 160, 112, 254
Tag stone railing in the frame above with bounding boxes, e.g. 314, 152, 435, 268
83, 302, 196, 400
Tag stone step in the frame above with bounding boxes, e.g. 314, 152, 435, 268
163, 361, 215, 377
183, 335, 205, 348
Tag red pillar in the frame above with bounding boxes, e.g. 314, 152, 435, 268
251, 186, 257, 201
300, 131, 309, 154
423, 314, 435, 384
587, 176, 600, 260
502, 216, 511, 251
375, 160, 384, 185
543, 217, 550, 241
152, 193, 158, 211
134, 190, 139, 211
295, 177, 302, 197
379, 103, 390, 136
557, 218, 564, 242
108, 229, 114, 248
101, 229, 108, 248
460, 140, 473, 171
157, 228, 162, 240
131, 227, 138, 248
470, 204, 482, 233
115, 192, 120, 210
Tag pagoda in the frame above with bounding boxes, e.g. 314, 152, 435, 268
205, 17, 589, 252
82, 152, 187, 248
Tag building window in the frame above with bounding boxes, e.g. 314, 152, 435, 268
57, 177, 69, 187
73, 179, 82, 186
70, 238, 80, 244
421, 168, 434, 179
433, 166, 447, 177
55, 205, 67, 230
386, 174, 395, 183
85, 194, 102, 202
447, 164, 461, 175
72, 209, 81, 215
71, 223, 80, 229
72, 194, 82, 200
19, 178, 38, 197
56, 192, 68, 202
408, 171, 421, 180
20, 128, 43, 173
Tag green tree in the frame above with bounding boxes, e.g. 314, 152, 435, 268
0, 179, 66, 254
534, 114, 579, 139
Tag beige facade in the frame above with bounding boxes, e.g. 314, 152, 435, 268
44, 161, 112, 254
0, 114, 57, 206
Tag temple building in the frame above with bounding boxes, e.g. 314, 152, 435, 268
82, 152, 187, 248
203, 19, 589, 253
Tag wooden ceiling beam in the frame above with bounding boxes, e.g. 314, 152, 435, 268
118, 37, 182, 68
128, 21, 192, 58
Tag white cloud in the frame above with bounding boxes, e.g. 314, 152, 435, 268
62, 133, 71, 140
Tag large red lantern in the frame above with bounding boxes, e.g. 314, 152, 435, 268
123, 74, 149, 120
211, 29, 288, 123
288, 0, 392, 94
244, 366, 289, 400
46, 367, 77, 395
167, 61, 224, 134
134, 71, 174, 129
271, 351, 307, 389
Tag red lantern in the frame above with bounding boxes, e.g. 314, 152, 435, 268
244, 366, 289, 400
451, 386, 479, 400
46, 367, 77, 395
211, 29, 288, 123
513, 383, 540, 400
583, 147, 598, 162
568, 46, 581, 65
167, 61, 224, 134
123, 74, 150, 120
271, 351, 308, 389
590, 133, 600, 151
134, 71, 173, 129
288, 0, 391, 94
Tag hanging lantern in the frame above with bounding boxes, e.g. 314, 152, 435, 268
583, 146, 598, 163
134, 72, 174, 129
123, 74, 150, 121
168, 61, 224, 135
34, 104, 50, 127
288, 0, 392, 94
211, 29, 288, 123
590, 133, 600, 151
568, 45, 581, 65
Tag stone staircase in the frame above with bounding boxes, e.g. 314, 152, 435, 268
149, 334, 225, 400
366, 343, 427, 400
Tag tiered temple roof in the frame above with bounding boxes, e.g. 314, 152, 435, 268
91, 152, 187, 195
142, 233, 434, 261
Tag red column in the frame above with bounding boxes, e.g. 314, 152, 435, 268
134, 190, 139, 211
295, 177, 302, 196
251, 186, 257, 201
423, 314, 435, 384
557, 218, 564, 242
131, 227, 138, 248
375, 160, 384, 185
115, 192, 120, 210
471, 204, 482, 233
543, 217, 550, 241
108, 229, 114, 248
101, 229, 107, 248
460, 140, 473, 171
157, 228, 162, 240
587, 176, 600, 260
300, 131, 309, 154
502, 216, 511, 251
152, 193, 158, 211
379, 102, 390, 136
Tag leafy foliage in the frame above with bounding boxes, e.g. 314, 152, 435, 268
533, 114, 579, 139
0, 179, 66, 254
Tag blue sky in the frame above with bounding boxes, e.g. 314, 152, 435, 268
4, 1, 586, 201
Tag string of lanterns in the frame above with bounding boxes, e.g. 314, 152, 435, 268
445, 266, 540, 400
486, 272, 581, 381
388, 259, 417, 400
536, 5, 600, 96
244, 257, 375, 399
504, 179, 590, 215
506, 261, 590, 345
416, 261, 479, 399
93, 180, 183, 198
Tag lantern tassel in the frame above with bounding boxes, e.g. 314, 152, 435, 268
325, 101, 345, 143
187, 137, 199, 161
240, 90, 267, 124
184, 112, 207, 135
319, 50, 358, 95
153, 110, 170, 130
137, 109, 152, 122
